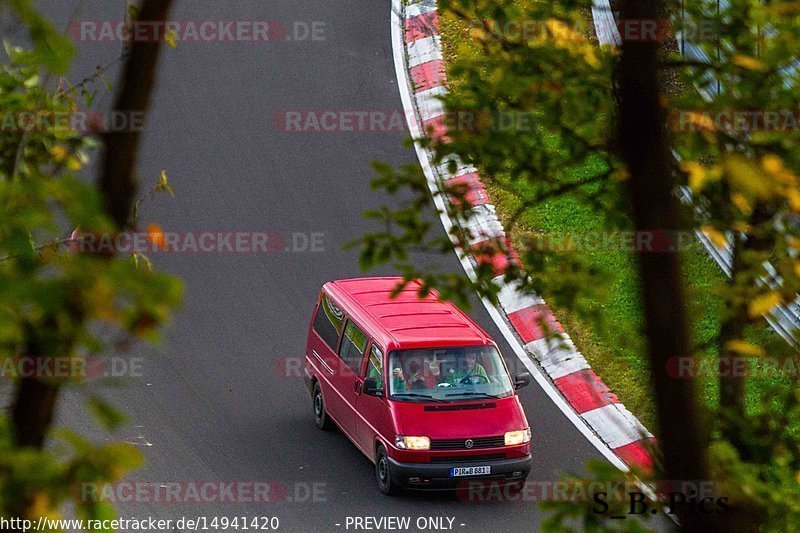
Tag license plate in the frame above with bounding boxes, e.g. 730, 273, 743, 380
450, 466, 491, 477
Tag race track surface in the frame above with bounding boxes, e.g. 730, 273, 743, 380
8, 1, 671, 531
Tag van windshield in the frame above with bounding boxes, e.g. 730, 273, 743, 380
387, 346, 514, 402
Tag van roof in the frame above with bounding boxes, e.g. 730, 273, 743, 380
323, 277, 492, 351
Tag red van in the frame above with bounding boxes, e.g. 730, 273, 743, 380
303, 277, 532, 494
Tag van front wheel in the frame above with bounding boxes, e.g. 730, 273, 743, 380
375, 445, 397, 496
312, 383, 333, 430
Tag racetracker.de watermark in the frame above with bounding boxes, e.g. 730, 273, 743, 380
68, 20, 325, 43
473, 18, 719, 43
0, 356, 143, 380
275, 352, 543, 380
81, 481, 326, 504
273, 109, 569, 134
670, 109, 800, 132
518, 230, 699, 253
668, 356, 800, 379
69, 230, 324, 254
1, 110, 146, 134
272, 107, 800, 135
458, 479, 724, 507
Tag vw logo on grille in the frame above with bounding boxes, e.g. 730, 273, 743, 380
464, 439, 474, 449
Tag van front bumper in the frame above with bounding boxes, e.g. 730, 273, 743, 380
387, 454, 531, 490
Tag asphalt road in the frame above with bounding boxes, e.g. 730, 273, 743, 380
6, 1, 670, 531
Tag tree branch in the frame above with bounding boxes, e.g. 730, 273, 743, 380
97, 0, 175, 229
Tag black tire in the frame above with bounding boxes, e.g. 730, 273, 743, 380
375, 445, 398, 496
312, 382, 333, 430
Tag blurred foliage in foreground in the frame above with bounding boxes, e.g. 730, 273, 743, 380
1, 1, 181, 526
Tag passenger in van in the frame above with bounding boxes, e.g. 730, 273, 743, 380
390, 355, 440, 390
409, 358, 440, 389
445, 350, 489, 385
366, 362, 424, 391
391, 367, 408, 390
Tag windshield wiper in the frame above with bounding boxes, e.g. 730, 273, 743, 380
444, 391, 504, 399
392, 392, 447, 402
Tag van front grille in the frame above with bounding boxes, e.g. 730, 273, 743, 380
430, 436, 505, 450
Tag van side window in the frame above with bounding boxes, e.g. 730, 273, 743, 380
339, 320, 368, 373
313, 294, 344, 350
366, 345, 383, 387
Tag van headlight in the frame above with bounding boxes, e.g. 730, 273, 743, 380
504, 429, 531, 446
395, 436, 430, 450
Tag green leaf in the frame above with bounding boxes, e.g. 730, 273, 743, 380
7, 0, 75, 73
87, 396, 127, 431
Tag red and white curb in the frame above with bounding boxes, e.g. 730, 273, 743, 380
391, 0, 655, 473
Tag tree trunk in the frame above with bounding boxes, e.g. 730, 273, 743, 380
9, 314, 78, 524
718, 204, 772, 459
10, 318, 65, 448
11, 380, 60, 448
99, 0, 175, 229
617, 0, 716, 529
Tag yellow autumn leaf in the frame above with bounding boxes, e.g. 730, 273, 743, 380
787, 188, 800, 212
762, 154, 783, 174
582, 48, 601, 68
546, 19, 577, 42
730, 192, 753, 215
165, 29, 177, 48
793, 260, 800, 278
684, 162, 720, 191
761, 154, 798, 186
701, 225, 728, 248
684, 162, 705, 190
51, 144, 68, 163
731, 220, 751, 232
725, 339, 765, 357
27, 491, 55, 520
66, 156, 82, 171
724, 154, 773, 199
748, 292, 781, 317
732, 54, 766, 71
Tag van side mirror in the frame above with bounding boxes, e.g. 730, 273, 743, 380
363, 377, 384, 397
514, 372, 532, 390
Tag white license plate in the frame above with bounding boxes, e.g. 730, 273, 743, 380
450, 466, 491, 477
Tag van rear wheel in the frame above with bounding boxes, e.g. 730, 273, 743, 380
312, 383, 333, 430
375, 445, 397, 496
